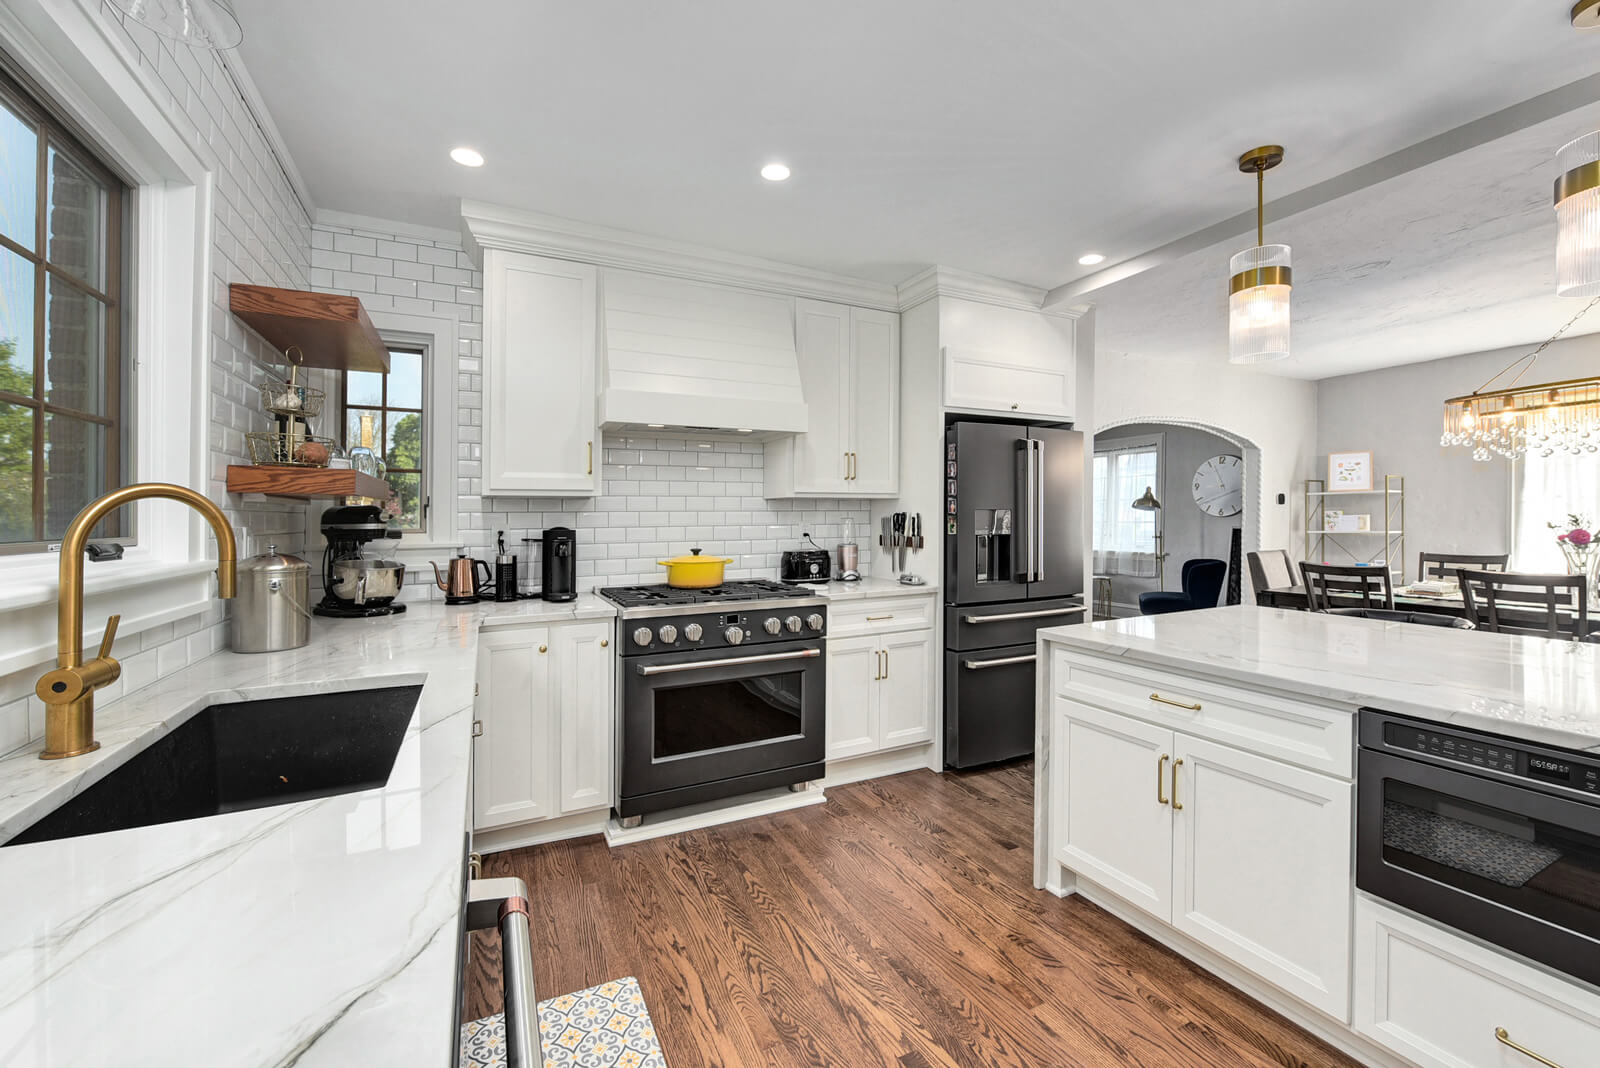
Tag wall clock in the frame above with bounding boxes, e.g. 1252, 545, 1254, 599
1192, 455, 1243, 517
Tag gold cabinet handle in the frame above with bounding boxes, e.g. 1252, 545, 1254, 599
873, 649, 883, 681
883, 649, 888, 679
1495, 1028, 1566, 1068
866, 614, 894, 621
1171, 757, 1184, 811
587, 441, 593, 475
844, 451, 851, 480
1157, 753, 1169, 806
1150, 692, 1202, 712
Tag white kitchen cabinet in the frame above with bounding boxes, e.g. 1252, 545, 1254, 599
482, 250, 600, 496
943, 344, 1074, 421
765, 299, 899, 498
825, 618, 934, 761
473, 619, 615, 833
1052, 696, 1352, 1021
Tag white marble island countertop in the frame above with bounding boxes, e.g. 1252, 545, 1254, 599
1041, 605, 1600, 752
0, 593, 615, 1067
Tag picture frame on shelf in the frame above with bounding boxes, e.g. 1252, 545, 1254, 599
1328, 450, 1373, 492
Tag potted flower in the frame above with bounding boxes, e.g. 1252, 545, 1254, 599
1550, 514, 1598, 606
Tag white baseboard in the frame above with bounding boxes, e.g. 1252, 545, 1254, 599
823, 743, 936, 787
474, 809, 611, 854
601, 782, 827, 847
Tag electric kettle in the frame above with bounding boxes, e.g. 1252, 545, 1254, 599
431, 547, 492, 605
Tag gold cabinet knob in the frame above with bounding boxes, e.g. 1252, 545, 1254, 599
538, 644, 548, 653
600, 639, 608, 647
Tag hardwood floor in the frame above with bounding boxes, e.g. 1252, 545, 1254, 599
465, 763, 1361, 1067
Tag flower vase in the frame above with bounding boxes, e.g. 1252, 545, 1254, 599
1559, 544, 1600, 608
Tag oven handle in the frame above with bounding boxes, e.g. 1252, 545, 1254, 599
466, 876, 538, 1068
963, 653, 1037, 671
637, 648, 822, 676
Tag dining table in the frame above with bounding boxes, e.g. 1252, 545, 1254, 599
1258, 584, 1595, 637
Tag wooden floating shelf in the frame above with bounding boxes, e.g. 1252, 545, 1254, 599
229, 284, 389, 373
226, 465, 391, 500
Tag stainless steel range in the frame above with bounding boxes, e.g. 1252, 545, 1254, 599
599, 579, 827, 826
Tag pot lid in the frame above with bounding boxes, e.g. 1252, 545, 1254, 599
659, 547, 734, 566
240, 543, 309, 575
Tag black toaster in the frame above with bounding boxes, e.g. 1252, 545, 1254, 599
780, 549, 832, 584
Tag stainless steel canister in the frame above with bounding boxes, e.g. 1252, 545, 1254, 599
231, 544, 312, 653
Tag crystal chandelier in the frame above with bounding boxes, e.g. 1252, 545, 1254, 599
1440, 296, 1600, 460
1229, 146, 1292, 364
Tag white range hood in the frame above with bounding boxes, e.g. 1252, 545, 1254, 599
599, 269, 808, 438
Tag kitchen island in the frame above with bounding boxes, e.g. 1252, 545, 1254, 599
1036, 605, 1600, 1068
0, 594, 615, 1068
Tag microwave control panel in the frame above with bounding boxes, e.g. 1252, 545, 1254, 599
1386, 722, 1600, 795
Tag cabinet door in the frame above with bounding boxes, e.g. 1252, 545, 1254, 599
1171, 733, 1353, 1021
845, 307, 899, 496
789, 298, 851, 493
943, 344, 1074, 421
826, 634, 880, 760
483, 250, 599, 496
1055, 698, 1174, 922
474, 626, 553, 830
877, 628, 933, 750
553, 619, 615, 815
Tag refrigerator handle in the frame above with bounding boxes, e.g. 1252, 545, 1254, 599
1032, 439, 1045, 583
1018, 440, 1035, 583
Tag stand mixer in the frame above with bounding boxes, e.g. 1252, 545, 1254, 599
313, 505, 407, 617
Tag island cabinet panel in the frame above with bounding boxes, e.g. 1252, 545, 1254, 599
1354, 896, 1600, 1068
1171, 734, 1353, 1021
1056, 697, 1174, 921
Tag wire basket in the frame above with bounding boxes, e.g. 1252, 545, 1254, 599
259, 379, 325, 419
246, 430, 336, 467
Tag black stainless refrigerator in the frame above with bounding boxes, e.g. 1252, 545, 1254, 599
944, 419, 1086, 768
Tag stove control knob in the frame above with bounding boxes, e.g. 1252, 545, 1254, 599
657, 624, 678, 644
785, 615, 802, 633
632, 627, 653, 647
684, 623, 703, 642
806, 613, 825, 632
763, 617, 782, 635
724, 626, 746, 645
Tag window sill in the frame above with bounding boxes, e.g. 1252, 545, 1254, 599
0, 558, 219, 613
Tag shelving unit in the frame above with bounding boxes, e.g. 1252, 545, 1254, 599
229, 284, 389, 373
226, 465, 391, 500
1303, 474, 1406, 583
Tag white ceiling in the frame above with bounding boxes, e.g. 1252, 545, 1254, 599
237, 0, 1599, 298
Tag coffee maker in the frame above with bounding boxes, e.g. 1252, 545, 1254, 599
541, 526, 576, 602
314, 505, 406, 617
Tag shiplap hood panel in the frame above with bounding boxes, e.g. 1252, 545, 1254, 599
599, 269, 808, 435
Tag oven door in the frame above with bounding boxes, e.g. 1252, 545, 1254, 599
1357, 746, 1600, 985
620, 639, 825, 813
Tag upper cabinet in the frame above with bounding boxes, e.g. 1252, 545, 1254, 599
482, 250, 600, 497
766, 299, 900, 498
943, 344, 1074, 420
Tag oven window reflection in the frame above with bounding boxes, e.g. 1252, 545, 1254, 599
654, 670, 804, 760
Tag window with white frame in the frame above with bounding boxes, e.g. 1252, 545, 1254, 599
343, 343, 428, 533
1514, 452, 1600, 572
1093, 438, 1160, 577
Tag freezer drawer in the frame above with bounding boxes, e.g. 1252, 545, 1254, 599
944, 642, 1038, 768
945, 597, 1087, 652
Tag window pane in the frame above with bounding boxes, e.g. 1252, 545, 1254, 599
0, 100, 36, 251
346, 370, 383, 407
387, 470, 422, 530
0, 401, 34, 542
386, 411, 422, 469
346, 408, 382, 451
386, 350, 422, 409
44, 275, 106, 414
42, 411, 106, 539
0, 245, 35, 395
46, 145, 107, 289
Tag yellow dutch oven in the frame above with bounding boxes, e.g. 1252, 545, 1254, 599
657, 548, 733, 588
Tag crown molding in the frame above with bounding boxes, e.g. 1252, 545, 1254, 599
315, 208, 463, 248
897, 266, 1087, 318
460, 200, 902, 311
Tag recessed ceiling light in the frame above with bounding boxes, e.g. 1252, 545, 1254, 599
760, 162, 791, 182
450, 147, 485, 168
1078, 252, 1106, 266
647, 423, 666, 429
735, 428, 754, 433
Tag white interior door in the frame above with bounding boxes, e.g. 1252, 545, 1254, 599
474, 626, 554, 830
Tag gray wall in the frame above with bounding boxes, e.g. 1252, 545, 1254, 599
1314, 331, 1600, 581
1098, 422, 1242, 609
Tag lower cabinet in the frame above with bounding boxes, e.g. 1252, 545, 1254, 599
1055, 695, 1353, 1020
473, 619, 614, 832
826, 627, 935, 761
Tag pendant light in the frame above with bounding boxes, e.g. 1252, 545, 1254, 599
1556, 3, 1600, 294
1228, 146, 1292, 364
107, 0, 242, 49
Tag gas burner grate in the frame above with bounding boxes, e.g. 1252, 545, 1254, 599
598, 579, 816, 609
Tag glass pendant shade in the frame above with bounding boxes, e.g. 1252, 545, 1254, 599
107, 0, 242, 48
1556, 132, 1600, 298
1228, 243, 1292, 363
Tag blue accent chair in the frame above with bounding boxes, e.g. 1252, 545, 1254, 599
1139, 558, 1228, 616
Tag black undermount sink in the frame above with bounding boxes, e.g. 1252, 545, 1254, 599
4, 685, 423, 847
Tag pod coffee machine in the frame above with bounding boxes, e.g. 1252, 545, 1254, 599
541, 526, 576, 602
314, 505, 406, 617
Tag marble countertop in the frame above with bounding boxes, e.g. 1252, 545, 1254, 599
1041, 605, 1600, 752
0, 592, 616, 1067
813, 577, 939, 600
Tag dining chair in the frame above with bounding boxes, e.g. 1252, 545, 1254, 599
1299, 562, 1396, 612
1417, 552, 1510, 581
1246, 550, 1295, 600
1140, 558, 1228, 615
1455, 569, 1590, 640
